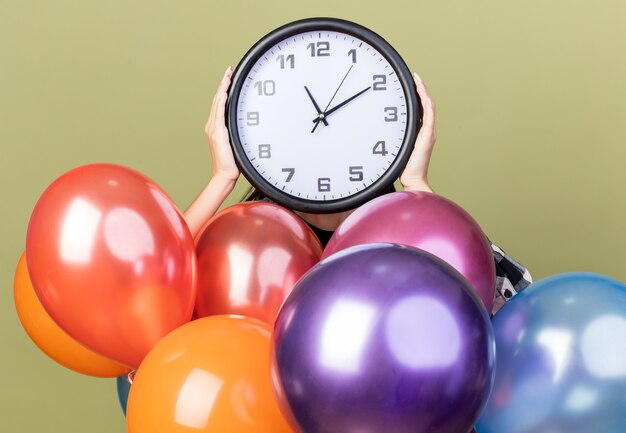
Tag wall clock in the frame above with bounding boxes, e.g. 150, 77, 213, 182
227, 17, 421, 213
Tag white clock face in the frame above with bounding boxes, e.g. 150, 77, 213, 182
234, 29, 410, 203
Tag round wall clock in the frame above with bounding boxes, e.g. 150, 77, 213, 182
227, 17, 421, 213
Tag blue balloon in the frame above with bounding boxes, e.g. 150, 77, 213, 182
476, 273, 626, 433
116, 374, 132, 416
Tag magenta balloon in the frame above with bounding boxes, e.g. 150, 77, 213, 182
323, 191, 496, 312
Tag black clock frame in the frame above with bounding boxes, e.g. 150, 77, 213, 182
227, 17, 421, 213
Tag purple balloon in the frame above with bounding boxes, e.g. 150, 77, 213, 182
272, 243, 495, 433
323, 191, 496, 312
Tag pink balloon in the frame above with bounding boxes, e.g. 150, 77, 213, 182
323, 191, 496, 311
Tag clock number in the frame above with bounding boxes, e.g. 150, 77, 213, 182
349, 166, 364, 182
246, 112, 259, 126
373, 75, 387, 91
318, 177, 331, 192
373, 140, 388, 156
384, 107, 398, 122
307, 41, 330, 57
254, 80, 276, 96
348, 49, 357, 64
258, 144, 271, 159
282, 168, 295, 182
277, 54, 295, 69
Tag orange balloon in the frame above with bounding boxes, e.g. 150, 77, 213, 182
127, 315, 294, 433
25, 163, 197, 369
195, 202, 322, 324
14, 252, 130, 377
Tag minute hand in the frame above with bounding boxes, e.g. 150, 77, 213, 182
312, 86, 372, 123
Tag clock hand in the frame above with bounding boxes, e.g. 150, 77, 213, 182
322, 64, 354, 113
312, 64, 354, 133
304, 86, 329, 127
312, 86, 372, 124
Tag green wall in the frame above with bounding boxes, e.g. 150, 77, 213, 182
1, 1, 625, 431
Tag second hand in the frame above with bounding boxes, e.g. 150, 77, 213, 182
312, 64, 354, 133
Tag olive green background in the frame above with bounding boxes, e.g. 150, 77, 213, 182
1, 0, 625, 431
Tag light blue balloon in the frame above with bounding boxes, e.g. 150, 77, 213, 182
116, 374, 131, 416
476, 273, 626, 433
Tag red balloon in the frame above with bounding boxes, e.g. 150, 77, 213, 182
26, 163, 197, 369
323, 191, 496, 312
194, 202, 322, 324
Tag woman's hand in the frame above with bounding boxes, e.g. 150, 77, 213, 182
400, 73, 437, 193
204, 66, 240, 182
184, 67, 239, 239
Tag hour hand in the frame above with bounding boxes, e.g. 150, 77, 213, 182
304, 86, 329, 127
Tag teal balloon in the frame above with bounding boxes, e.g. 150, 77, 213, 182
476, 273, 626, 433
116, 375, 131, 416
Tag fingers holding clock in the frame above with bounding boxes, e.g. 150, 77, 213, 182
414, 72, 436, 142
205, 67, 240, 182
213, 67, 232, 126
399, 72, 436, 193
205, 67, 230, 140
206, 67, 230, 134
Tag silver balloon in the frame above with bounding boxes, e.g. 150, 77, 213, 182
476, 273, 626, 433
